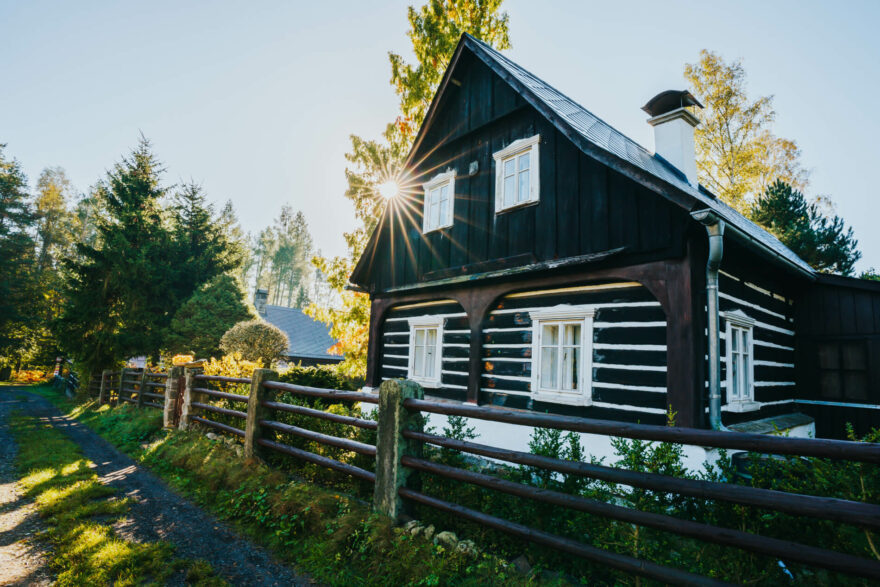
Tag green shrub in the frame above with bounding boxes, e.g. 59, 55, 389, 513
219, 320, 288, 365
278, 364, 357, 391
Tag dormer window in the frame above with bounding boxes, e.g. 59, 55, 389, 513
493, 134, 540, 213
422, 170, 455, 233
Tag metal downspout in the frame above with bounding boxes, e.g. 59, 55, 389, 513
691, 210, 726, 430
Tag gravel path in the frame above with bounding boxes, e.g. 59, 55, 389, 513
0, 390, 53, 587
0, 387, 312, 587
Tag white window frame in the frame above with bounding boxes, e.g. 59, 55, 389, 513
493, 134, 540, 213
529, 305, 594, 406
407, 315, 443, 388
722, 310, 759, 412
421, 170, 456, 233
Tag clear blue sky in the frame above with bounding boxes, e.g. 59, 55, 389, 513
3, 0, 878, 272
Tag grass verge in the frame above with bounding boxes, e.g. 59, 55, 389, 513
26, 384, 547, 586
9, 399, 224, 586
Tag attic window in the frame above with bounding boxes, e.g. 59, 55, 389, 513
422, 170, 455, 233
493, 134, 540, 213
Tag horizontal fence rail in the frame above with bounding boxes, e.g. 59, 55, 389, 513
191, 415, 245, 437
262, 401, 378, 430
194, 374, 250, 385
263, 380, 379, 404
89, 365, 879, 585
257, 438, 376, 482
401, 456, 880, 581
195, 388, 249, 403
260, 420, 376, 456
397, 487, 727, 587
400, 396, 880, 583
402, 430, 880, 530
403, 398, 880, 464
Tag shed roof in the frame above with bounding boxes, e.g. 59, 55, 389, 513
263, 305, 341, 361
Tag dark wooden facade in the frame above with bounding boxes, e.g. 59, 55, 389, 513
794, 275, 880, 438
352, 35, 880, 438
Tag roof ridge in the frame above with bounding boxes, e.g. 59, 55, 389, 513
464, 35, 660, 164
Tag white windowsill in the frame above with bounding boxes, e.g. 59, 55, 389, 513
724, 400, 761, 413
532, 391, 591, 407
496, 198, 539, 215
410, 378, 442, 389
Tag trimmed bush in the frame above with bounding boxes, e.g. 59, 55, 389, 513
220, 320, 288, 365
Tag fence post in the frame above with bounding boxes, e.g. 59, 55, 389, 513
163, 366, 183, 428
178, 365, 204, 430
244, 368, 279, 459
99, 369, 110, 404
136, 369, 148, 408
373, 379, 424, 520
116, 369, 125, 405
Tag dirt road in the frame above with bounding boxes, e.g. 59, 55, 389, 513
0, 387, 312, 586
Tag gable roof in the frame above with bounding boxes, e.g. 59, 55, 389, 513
352, 34, 814, 289
263, 305, 342, 361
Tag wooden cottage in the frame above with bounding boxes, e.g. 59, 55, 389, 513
350, 35, 880, 448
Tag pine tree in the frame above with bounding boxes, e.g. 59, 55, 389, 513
751, 180, 861, 275
0, 144, 38, 359
57, 137, 172, 369
165, 274, 255, 358
168, 183, 244, 306
310, 0, 512, 377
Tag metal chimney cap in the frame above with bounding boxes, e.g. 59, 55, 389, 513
641, 90, 703, 117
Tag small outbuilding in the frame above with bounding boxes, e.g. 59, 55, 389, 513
253, 289, 342, 367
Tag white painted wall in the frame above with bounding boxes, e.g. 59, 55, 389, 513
650, 111, 699, 186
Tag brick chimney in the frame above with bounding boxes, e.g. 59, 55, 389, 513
254, 288, 268, 317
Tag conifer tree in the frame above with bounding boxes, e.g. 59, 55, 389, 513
165, 274, 255, 358
0, 145, 38, 359
310, 0, 511, 377
169, 183, 244, 305
751, 180, 861, 275
57, 137, 172, 368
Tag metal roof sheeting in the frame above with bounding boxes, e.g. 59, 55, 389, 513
465, 36, 814, 275
263, 305, 341, 361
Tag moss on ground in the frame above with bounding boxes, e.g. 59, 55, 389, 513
9, 404, 225, 586
26, 384, 550, 586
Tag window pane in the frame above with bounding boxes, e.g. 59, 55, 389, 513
732, 328, 740, 352
818, 343, 839, 369
415, 329, 425, 347
503, 174, 515, 206
842, 343, 867, 370
504, 158, 516, 177
562, 347, 579, 391
820, 372, 842, 399
542, 324, 559, 346
424, 344, 435, 378
843, 372, 868, 400
731, 350, 740, 399
429, 201, 439, 228
413, 344, 425, 378
541, 347, 558, 390
564, 324, 581, 346
438, 197, 448, 225
518, 169, 530, 202
425, 328, 437, 348
518, 152, 530, 171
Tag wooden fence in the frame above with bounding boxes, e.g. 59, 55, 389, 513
94, 366, 880, 585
